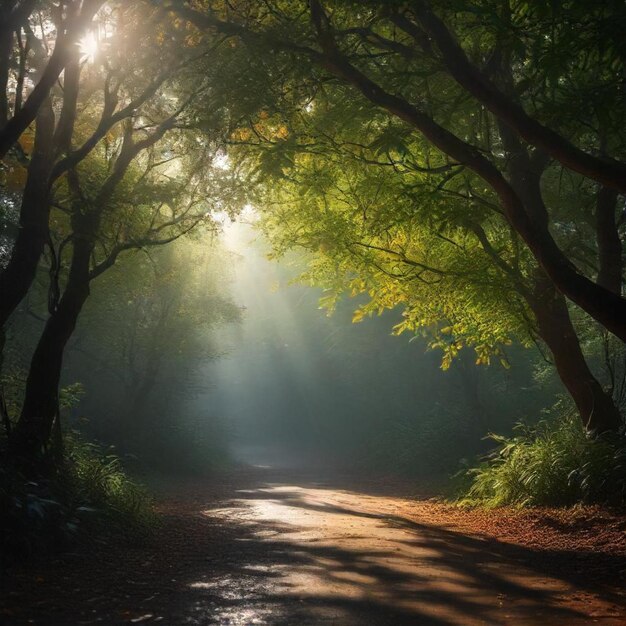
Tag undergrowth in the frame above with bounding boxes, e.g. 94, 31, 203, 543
459, 411, 626, 508
0, 433, 156, 565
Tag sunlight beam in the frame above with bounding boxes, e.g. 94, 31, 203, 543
78, 31, 99, 64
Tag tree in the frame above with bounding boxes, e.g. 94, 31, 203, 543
4, 2, 241, 459
0, 1, 183, 338
245, 127, 622, 433
172, 0, 626, 432
61, 238, 241, 463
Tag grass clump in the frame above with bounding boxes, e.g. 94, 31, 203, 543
64, 435, 157, 533
0, 433, 156, 564
459, 411, 626, 508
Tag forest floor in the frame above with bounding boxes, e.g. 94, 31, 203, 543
2, 466, 626, 625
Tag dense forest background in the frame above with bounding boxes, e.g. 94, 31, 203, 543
202, 223, 557, 476
5, 219, 558, 479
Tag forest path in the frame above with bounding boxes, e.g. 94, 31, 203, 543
3, 467, 626, 625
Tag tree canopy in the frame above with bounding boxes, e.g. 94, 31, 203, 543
0, 0, 625, 470
170, 0, 626, 432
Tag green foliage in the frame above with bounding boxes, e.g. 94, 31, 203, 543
460, 409, 626, 508
63, 435, 156, 531
59, 383, 85, 411
253, 147, 533, 369
65, 236, 241, 467
0, 433, 155, 564
219, 0, 626, 380
0, 368, 84, 427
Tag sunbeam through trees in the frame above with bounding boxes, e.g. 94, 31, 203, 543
1, 2, 626, 624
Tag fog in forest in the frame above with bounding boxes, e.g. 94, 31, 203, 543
3, 4, 626, 623
186, 222, 553, 476
3, 221, 558, 480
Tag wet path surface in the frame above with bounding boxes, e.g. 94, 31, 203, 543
3, 469, 626, 625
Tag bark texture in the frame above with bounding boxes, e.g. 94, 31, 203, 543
13, 220, 94, 456
529, 279, 623, 434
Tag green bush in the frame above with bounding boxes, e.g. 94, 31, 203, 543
63, 435, 157, 532
459, 411, 626, 508
0, 434, 156, 564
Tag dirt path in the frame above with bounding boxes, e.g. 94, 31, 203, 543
3, 468, 626, 625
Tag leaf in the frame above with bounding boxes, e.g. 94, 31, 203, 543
352, 308, 366, 323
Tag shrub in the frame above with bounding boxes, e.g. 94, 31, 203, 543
63, 434, 157, 533
0, 433, 156, 564
459, 410, 626, 508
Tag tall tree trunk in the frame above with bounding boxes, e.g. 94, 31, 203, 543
13, 233, 93, 457
494, 122, 623, 432
529, 277, 623, 434
0, 97, 54, 329
0, 40, 83, 334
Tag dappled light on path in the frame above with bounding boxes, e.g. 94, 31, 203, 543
3, 470, 625, 625
186, 477, 624, 625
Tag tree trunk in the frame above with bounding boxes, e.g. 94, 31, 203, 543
529, 278, 623, 434
13, 234, 92, 457
494, 124, 623, 432
0, 97, 54, 329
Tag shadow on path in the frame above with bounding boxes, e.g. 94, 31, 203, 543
3, 468, 625, 625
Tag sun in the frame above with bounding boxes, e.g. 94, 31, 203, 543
78, 31, 98, 63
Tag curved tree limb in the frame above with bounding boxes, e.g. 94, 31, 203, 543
307, 0, 626, 341
391, 5, 626, 193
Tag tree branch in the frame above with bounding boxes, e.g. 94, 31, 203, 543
392, 5, 626, 193
0, 0, 103, 158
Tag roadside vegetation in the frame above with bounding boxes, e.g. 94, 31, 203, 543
1, 431, 155, 563
460, 409, 626, 509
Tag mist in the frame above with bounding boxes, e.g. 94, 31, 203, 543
3, 3, 625, 623
194, 222, 552, 476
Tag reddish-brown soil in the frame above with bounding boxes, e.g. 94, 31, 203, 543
421, 501, 626, 565
2, 468, 625, 625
